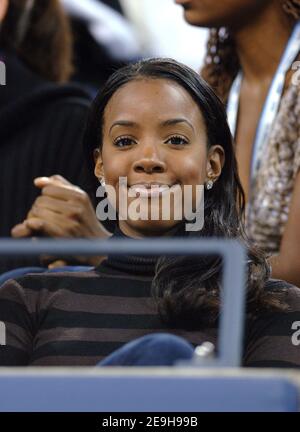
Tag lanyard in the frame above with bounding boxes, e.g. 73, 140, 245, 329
227, 21, 300, 183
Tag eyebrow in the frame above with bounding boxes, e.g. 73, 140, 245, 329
109, 121, 137, 134
109, 118, 195, 134
160, 118, 195, 132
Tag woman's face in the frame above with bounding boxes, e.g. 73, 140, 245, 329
175, 0, 273, 28
95, 78, 224, 238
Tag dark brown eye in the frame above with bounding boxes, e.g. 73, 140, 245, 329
166, 136, 189, 146
114, 137, 135, 147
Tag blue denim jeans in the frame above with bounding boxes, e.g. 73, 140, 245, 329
99, 333, 194, 366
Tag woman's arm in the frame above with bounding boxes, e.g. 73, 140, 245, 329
268, 170, 300, 287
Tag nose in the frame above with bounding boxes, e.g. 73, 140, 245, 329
132, 144, 166, 174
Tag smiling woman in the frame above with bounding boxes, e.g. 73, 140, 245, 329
94, 77, 221, 237
85, 58, 239, 239
0, 59, 300, 368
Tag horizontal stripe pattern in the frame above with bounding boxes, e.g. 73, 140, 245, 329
34, 327, 210, 348
0, 270, 300, 367
19, 272, 152, 297
38, 309, 163, 330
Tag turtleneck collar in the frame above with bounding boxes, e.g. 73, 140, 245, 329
99, 223, 188, 276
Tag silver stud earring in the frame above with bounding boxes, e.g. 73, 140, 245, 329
206, 179, 214, 190
99, 177, 106, 187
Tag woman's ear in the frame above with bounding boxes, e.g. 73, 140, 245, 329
94, 148, 104, 179
206, 145, 225, 181
0, 0, 8, 22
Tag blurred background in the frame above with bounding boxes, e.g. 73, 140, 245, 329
62, 0, 208, 91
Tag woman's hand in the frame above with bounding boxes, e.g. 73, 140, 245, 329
11, 175, 111, 267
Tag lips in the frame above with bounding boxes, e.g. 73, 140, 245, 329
175, 0, 192, 6
130, 182, 170, 188
128, 183, 178, 198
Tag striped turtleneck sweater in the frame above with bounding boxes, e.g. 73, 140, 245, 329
0, 228, 300, 367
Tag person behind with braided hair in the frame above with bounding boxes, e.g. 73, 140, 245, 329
176, 0, 300, 287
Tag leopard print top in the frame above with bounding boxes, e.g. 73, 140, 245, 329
246, 83, 300, 254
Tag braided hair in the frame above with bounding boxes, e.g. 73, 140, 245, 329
201, 0, 300, 101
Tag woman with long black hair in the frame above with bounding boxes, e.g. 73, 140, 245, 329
0, 59, 299, 367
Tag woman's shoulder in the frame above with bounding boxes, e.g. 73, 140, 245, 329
0, 85, 91, 145
0, 54, 92, 139
0, 269, 101, 291
264, 278, 300, 311
244, 279, 300, 368
246, 278, 300, 344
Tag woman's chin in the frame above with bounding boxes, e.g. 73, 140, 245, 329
124, 219, 183, 237
183, 10, 219, 27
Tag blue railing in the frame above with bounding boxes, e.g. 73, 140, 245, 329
0, 237, 246, 367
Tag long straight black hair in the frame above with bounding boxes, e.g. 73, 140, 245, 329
83, 58, 286, 330
84, 57, 243, 218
